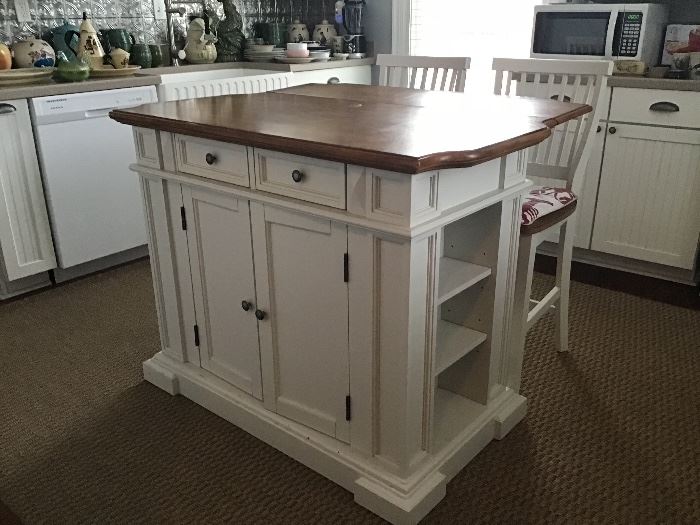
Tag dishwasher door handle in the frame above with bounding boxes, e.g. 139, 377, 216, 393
84, 109, 114, 119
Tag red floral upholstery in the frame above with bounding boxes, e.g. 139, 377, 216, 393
521, 187, 577, 226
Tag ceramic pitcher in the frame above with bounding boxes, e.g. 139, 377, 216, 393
66, 12, 106, 69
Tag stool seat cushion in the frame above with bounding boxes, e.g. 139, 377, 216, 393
521, 186, 577, 235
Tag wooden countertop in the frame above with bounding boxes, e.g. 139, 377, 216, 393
110, 84, 590, 174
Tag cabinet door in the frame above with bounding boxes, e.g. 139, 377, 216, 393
183, 187, 263, 399
592, 125, 700, 269
0, 99, 56, 280
251, 204, 350, 443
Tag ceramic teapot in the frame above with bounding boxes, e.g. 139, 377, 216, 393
312, 19, 337, 46
11, 38, 56, 67
287, 19, 309, 43
179, 18, 218, 64
44, 21, 80, 61
66, 12, 106, 69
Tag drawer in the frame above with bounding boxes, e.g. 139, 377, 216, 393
609, 88, 700, 129
290, 66, 372, 87
253, 149, 346, 209
174, 134, 250, 187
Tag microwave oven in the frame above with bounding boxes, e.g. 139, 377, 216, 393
531, 3, 668, 66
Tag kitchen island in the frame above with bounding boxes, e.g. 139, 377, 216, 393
110, 84, 589, 524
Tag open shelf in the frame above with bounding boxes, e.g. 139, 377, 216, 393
435, 320, 487, 376
437, 257, 491, 305
432, 388, 487, 451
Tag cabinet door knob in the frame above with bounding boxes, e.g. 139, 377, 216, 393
255, 309, 266, 321
205, 153, 217, 165
596, 125, 602, 133
241, 300, 251, 311
291, 169, 304, 183
609, 126, 617, 134
327, 77, 340, 84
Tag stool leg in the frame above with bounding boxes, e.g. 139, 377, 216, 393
554, 216, 575, 353
509, 233, 536, 392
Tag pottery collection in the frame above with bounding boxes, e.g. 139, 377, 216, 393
44, 21, 80, 61
0, 43, 11, 70
312, 19, 337, 46
66, 12, 106, 69
11, 38, 56, 68
287, 19, 310, 44
109, 48, 130, 69
179, 18, 218, 64
55, 50, 90, 81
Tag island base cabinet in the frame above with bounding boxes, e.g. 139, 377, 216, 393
591, 125, 700, 269
182, 187, 263, 400
251, 204, 351, 444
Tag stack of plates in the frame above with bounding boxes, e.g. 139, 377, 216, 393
244, 46, 286, 62
0, 67, 54, 86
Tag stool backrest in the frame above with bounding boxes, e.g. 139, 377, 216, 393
492, 58, 613, 191
377, 54, 471, 93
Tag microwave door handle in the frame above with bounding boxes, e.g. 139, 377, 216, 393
605, 9, 618, 59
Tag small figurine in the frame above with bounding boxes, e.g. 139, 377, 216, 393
215, 0, 245, 62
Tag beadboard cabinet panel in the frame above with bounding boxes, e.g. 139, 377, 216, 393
0, 99, 56, 280
251, 203, 351, 443
183, 187, 263, 399
592, 125, 700, 269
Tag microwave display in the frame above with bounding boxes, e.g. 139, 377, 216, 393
533, 11, 610, 56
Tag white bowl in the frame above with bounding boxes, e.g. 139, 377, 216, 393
309, 50, 331, 58
287, 42, 308, 51
333, 53, 349, 60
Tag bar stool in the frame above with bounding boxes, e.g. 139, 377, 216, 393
491, 58, 613, 385
376, 54, 471, 92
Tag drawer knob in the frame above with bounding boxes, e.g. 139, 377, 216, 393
255, 309, 266, 321
649, 101, 680, 113
205, 153, 217, 165
291, 169, 304, 183
608, 126, 617, 135
241, 300, 251, 312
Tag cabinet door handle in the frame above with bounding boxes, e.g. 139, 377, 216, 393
0, 103, 17, 115
608, 126, 617, 134
241, 300, 252, 312
327, 77, 340, 84
649, 101, 680, 112
205, 153, 217, 165
255, 309, 266, 321
291, 169, 304, 183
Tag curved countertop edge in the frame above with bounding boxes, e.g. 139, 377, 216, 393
0, 75, 160, 101
110, 109, 554, 175
607, 76, 700, 92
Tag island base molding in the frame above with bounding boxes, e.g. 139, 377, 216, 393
144, 351, 527, 525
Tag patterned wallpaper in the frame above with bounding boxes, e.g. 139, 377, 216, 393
0, 0, 334, 48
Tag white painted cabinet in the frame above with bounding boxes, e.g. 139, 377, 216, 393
251, 205, 351, 443
182, 186, 263, 399
591, 124, 700, 269
0, 99, 56, 280
176, 182, 351, 441
289, 65, 372, 86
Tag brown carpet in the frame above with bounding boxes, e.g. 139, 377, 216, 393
0, 260, 698, 524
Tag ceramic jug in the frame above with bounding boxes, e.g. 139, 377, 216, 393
287, 19, 309, 44
44, 21, 80, 61
11, 38, 56, 67
179, 18, 218, 64
66, 12, 106, 69
312, 20, 337, 46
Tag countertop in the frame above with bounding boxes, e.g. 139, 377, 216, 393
608, 76, 700, 92
0, 74, 160, 100
110, 83, 590, 174
0, 58, 374, 100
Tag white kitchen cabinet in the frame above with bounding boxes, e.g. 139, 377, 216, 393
592, 124, 700, 269
0, 99, 56, 280
251, 204, 350, 443
182, 186, 263, 399
289, 65, 372, 86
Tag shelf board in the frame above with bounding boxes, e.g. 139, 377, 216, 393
437, 257, 491, 305
434, 320, 487, 376
432, 388, 487, 451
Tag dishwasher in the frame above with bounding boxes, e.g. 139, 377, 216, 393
31, 86, 157, 269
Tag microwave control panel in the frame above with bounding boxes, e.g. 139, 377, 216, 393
618, 12, 642, 57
